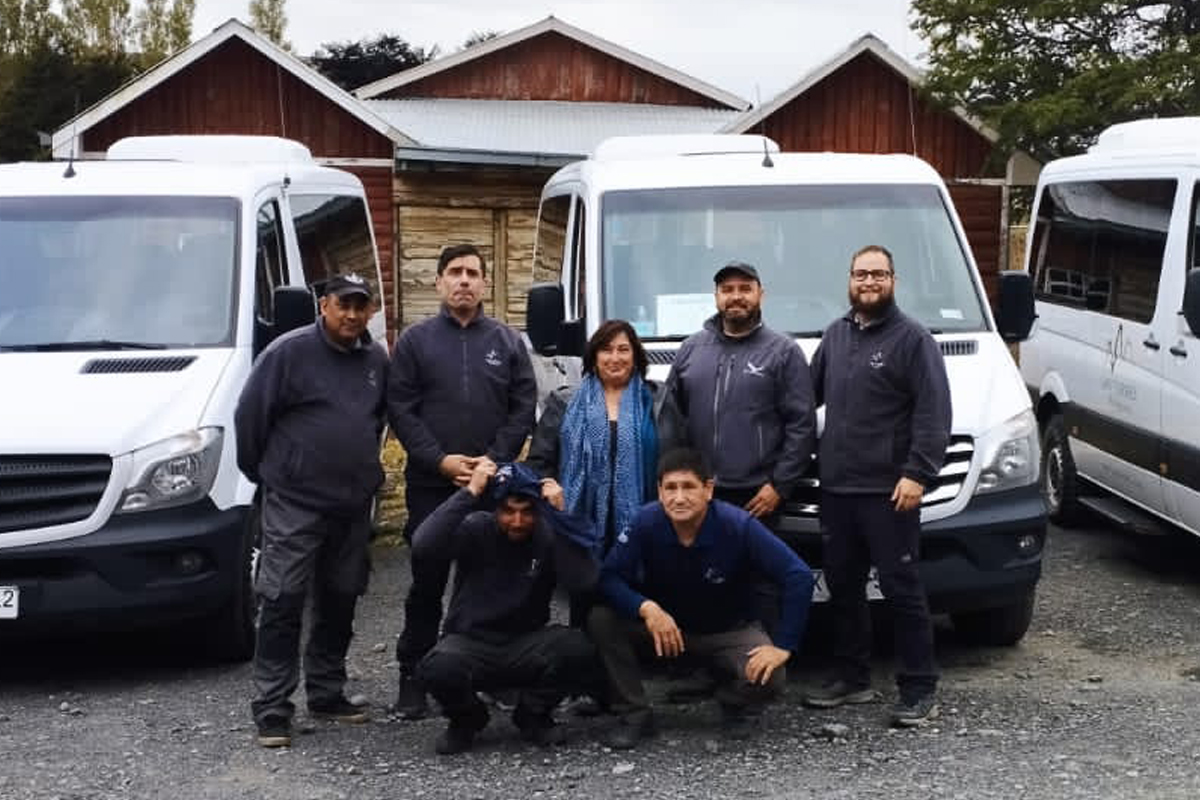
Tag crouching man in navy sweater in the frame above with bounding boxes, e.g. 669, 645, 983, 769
413, 458, 601, 755
588, 448, 814, 749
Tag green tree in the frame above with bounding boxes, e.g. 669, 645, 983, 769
135, 0, 193, 63
249, 0, 287, 49
913, 0, 1200, 160
60, 0, 134, 56
310, 32, 435, 91
460, 30, 499, 50
1, 0, 64, 56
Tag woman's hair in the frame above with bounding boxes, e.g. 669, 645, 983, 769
582, 319, 649, 380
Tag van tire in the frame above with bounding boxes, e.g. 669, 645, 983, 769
951, 587, 1036, 646
201, 503, 260, 663
1041, 415, 1083, 526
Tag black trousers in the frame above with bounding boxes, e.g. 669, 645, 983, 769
821, 491, 938, 700
395, 483, 459, 671
417, 627, 600, 721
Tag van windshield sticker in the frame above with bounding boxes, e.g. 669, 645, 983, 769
940, 308, 965, 320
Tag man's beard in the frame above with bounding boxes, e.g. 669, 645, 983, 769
720, 305, 762, 335
849, 289, 894, 320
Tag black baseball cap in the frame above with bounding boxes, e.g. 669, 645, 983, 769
325, 273, 372, 299
713, 261, 760, 284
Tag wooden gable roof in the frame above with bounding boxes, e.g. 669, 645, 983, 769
356, 16, 747, 110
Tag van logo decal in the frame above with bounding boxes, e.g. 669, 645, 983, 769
744, 360, 766, 377
869, 350, 885, 369
1106, 325, 1124, 372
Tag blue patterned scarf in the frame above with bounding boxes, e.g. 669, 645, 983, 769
559, 373, 658, 556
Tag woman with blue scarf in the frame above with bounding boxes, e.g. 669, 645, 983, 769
527, 320, 680, 605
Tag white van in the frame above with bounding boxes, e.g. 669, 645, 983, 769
1021, 117, 1200, 537
0, 136, 386, 659
526, 134, 1046, 644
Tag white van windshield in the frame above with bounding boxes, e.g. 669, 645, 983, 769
600, 184, 987, 339
0, 196, 239, 350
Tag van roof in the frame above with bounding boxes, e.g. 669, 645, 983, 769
0, 158, 363, 198
1042, 117, 1200, 178
544, 150, 946, 196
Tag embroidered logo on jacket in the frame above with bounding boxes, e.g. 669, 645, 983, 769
703, 566, 727, 584
485, 348, 503, 367
744, 360, 766, 377
869, 350, 885, 369
366, 369, 378, 389
527, 558, 541, 577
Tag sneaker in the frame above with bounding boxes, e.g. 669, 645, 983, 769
308, 696, 369, 724
802, 680, 879, 709
719, 705, 758, 741
603, 710, 655, 750
564, 695, 606, 718
393, 670, 429, 720
434, 707, 490, 756
478, 688, 520, 712
256, 715, 292, 748
513, 707, 566, 747
890, 693, 939, 727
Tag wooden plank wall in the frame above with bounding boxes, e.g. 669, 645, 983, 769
393, 167, 556, 329
84, 39, 393, 158
948, 183, 1003, 303
382, 31, 729, 107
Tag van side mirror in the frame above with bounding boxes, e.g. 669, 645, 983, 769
996, 271, 1036, 343
254, 286, 316, 357
1183, 269, 1200, 336
527, 283, 586, 357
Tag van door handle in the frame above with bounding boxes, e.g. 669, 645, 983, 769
1170, 343, 1188, 358
1142, 336, 1160, 351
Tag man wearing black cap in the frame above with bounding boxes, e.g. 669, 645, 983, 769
235, 273, 389, 748
412, 458, 599, 755
665, 261, 816, 522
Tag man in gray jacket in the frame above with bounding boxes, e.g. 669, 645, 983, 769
665, 261, 816, 521
234, 273, 389, 748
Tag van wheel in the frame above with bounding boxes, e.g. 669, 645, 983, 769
201, 502, 260, 663
1041, 415, 1082, 526
951, 588, 1036, 646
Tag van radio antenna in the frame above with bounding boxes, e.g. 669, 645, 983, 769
761, 136, 774, 169
63, 92, 79, 179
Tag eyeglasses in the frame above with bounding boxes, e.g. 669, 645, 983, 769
850, 269, 894, 282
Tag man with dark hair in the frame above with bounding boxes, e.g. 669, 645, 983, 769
587, 447, 814, 749
387, 243, 538, 718
235, 273, 388, 748
804, 244, 952, 727
414, 458, 599, 755
666, 261, 815, 520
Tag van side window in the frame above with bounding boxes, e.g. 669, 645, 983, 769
1030, 179, 1176, 323
255, 200, 287, 323
289, 194, 380, 304
1191, 183, 1200, 272
535, 193, 571, 304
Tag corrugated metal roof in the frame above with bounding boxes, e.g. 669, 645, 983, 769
364, 98, 744, 158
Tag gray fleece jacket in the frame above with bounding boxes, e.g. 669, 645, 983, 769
665, 315, 816, 495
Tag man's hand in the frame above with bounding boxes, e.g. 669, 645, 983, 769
744, 483, 782, 518
744, 644, 790, 685
892, 477, 924, 512
541, 478, 565, 510
439, 454, 479, 486
639, 600, 685, 658
464, 457, 497, 497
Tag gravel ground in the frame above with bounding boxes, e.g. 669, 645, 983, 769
3, 518, 1200, 800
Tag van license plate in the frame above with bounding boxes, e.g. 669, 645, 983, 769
0, 585, 18, 619
811, 569, 884, 602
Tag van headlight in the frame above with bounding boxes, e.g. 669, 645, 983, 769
975, 410, 1040, 495
117, 428, 223, 513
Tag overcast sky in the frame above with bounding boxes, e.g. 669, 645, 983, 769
192, 0, 925, 102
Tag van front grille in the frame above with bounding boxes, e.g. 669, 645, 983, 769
784, 435, 975, 517
0, 455, 112, 533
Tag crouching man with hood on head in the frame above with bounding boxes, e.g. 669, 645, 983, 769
413, 458, 602, 755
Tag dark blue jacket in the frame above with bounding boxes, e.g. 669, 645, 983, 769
234, 321, 388, 514
810, 304, 952, 493
666, 316, 815, 495
387, 306, 537, 487
598, 500, 814, 651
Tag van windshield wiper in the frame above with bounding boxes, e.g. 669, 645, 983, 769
1, 339, 169, 351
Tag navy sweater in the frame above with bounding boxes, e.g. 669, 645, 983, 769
234, 321, 388, 514
810, 304, 952, 493
387, 306, 537, 487
598, 500, 814, 652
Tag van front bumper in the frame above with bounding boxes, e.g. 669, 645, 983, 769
776, 484, 1047, 613
0, 499, 248, 631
